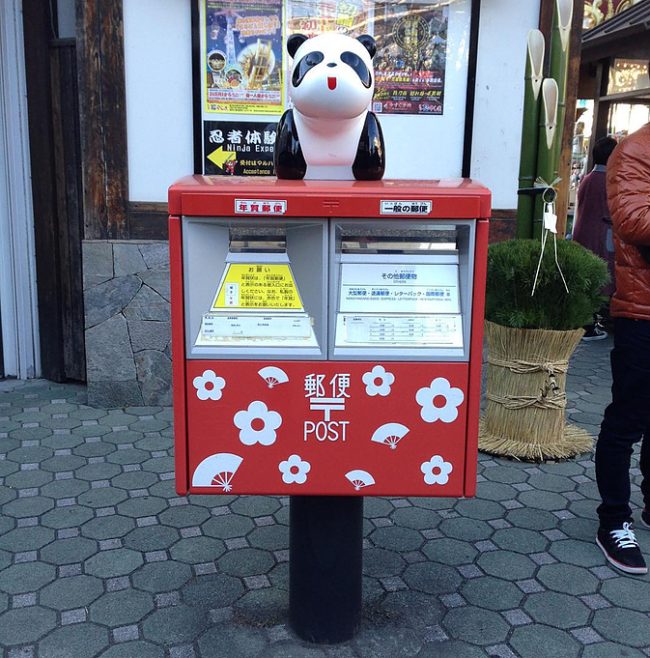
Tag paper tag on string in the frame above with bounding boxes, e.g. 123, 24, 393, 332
543, 202, 557, 234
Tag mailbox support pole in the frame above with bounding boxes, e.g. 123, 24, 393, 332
289, 495, 363, 643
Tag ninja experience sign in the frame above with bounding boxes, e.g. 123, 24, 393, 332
203, 120, 277, 176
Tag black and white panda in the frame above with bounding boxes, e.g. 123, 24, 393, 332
274, 32, 385, 181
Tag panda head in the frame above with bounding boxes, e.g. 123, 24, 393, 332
287, 33, 376, 120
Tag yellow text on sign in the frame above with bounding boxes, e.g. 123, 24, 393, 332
213, 264, 303, 310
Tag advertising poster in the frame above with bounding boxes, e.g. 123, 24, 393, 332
203, 120, 277, 175
286, 0, 372, 38
372, 4, 448, 115
204, 0, 284, 114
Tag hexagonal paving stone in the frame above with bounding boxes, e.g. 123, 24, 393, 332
442, 606, 509, 646
474, 481, 519, 501
108, 447, 150, 465
370, 526, 424, 552
112, 471, 159, 490
599, 576, 650, 612
41, 454, 86, 472
390, 506, 441, 530
524, 591, 590, 628
491, 527, 548, 553
99, 641, 164, 658
40, 574, 104, 610
85, 548, 144, 577
142, 456, 175, 473
132, 561, 193, 593
82, 514, 135, 540
117, 496, 168, 518
537, 563, 599, 595
123, 526, 180, 551
592, 607, 650, 647
365, 497, 395, 518
231, 496, 282, 517
75, 462, 122, 481
417, 640, 489, 658
0, 526, 55, 552
40, 478, 90, 499
128, 418, 168, 432
9, 427, 52, 441
41, 433, 85, 450
0, 486, 17, 506
248, 525, 288, 551
198, 625, 267, 658
4, 469, 53, 488
37, 622, 109, 658
353, 624, 423, 658
73, 441, 116, 458
402, 562, 461, 595
363, 548, 406, 578
268, 561, 289, 590
380, 590, 445, 629
78, 487, 129, 508
517, 489, 569, 511
510, 624, 580, 658
2, 495, 55, 518
0, 548, 12, 571
0, 606, 57, 645
0, 460, 19, 477
218, 547, 275, 577
7, 445, 53, 463
505, 507, 559, 531
422, 538, 478, 566
438, 518, 492, 543
142, 605, 207, 645
158, 505, 211, 529
0, 562, 57, 593
233, 588, 288, 626
90, 589, 154, 626
526, 472, 576, 493
477, 550, 537, 580
461, 576, 523, 611
170, 536, 226, 564
480, 464, 528, 484
41, 505, 95, 529
454, 498, 505, 521
548, 538, 604, 567
581, 644, 646, 658
41, 537, 98, 565
102, 429, 144, 445
181, 573, 244, 608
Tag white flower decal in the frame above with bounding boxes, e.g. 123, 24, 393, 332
234, 401, 282, 446
416, 377, 464, 423
362, 365, 395, 397
278, 454, 311, 484
193, 369, 226, 401
421, 455, 453, 486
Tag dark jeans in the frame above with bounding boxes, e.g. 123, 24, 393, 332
596, 317, 650, 529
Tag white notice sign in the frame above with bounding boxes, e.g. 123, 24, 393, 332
339, 263, 460, 315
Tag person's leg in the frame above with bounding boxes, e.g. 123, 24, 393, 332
596, 318, 650, 529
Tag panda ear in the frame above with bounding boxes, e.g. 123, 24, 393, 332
357, 34, 376, 59
287, 34, 308, 58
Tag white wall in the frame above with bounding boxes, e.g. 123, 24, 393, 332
123, 0, 194, 202
123, 0, 539, 207
470, 0, 540, 209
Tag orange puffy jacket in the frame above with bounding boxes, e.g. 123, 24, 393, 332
606, 123, 650, 320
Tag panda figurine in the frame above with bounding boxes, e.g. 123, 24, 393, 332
274, 32, 385, 181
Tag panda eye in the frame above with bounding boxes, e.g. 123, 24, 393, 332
292, 51, 325, 87
341, 51, 371, 88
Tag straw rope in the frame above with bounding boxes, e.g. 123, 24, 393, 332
479, 321, 593, 461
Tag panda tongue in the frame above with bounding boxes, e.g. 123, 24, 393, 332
327, 77, 337, 90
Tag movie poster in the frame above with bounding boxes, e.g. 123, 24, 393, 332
372, 4, 448, 115
204, 0, 284, 114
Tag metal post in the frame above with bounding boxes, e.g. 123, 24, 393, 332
289, 495, 363, 643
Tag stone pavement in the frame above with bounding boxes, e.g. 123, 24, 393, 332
1, 335, 649, 658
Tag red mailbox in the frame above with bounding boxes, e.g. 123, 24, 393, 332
169, 177, 490, 499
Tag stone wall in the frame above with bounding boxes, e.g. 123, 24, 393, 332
83, 240, 172, 407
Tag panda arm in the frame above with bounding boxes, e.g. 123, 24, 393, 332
274, 109, 307, 180
352, 112, 385, 181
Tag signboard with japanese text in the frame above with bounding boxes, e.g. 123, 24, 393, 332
186, 360, 468, 496
203, 120, 277, 176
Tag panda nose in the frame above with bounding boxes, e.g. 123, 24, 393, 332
327, 62, 337, 68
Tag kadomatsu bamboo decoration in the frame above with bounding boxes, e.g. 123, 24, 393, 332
532, 78, 559, 239
549, 0, 573, 181
516, 30, 545, 239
